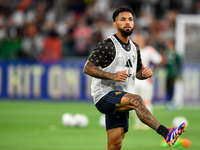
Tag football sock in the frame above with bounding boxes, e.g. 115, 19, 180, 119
156, 125, 169, 139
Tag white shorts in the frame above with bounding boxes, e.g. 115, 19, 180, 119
135, 79, 153, 102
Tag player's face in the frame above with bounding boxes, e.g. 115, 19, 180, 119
113, 11, 134, 36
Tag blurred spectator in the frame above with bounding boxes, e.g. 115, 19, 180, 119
62, 20, 76, 57
19, 23, 44, 60
0, 27, 22, 60
40, 22, 62, 62
193, 0, 200, 14
131, 32, 162, 130
163, 40, 182, 107
72, 17, 92, 56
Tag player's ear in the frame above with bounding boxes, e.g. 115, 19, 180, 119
113, 22, 117, 28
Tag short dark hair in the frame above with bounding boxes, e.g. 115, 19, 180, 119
112, 6, 134, 22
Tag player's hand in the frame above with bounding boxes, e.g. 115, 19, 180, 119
142, 67, 153, 78
113, 70, 129, 82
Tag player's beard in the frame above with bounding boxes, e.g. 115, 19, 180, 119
118, 25, 133, 36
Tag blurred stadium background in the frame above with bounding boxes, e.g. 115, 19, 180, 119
0, 0, 200, 149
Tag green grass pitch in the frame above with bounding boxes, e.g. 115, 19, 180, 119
0, 100, 199, 150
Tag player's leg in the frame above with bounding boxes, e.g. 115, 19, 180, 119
116, 93, 187, 146
132, 83, 143, 129
133, 82, 153, 129
107, 127, 125, 150
116, 93, 160, 130
95, 91, 129, 150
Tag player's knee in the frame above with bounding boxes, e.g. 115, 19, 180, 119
129, 95, 143, 107
109, 141, 122, 150
116, 142, 122, 149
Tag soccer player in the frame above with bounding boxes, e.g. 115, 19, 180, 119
131, 33, 162, 130
83, 6, 186, 150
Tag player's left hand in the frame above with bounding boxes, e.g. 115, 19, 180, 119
142, 67, 153, 78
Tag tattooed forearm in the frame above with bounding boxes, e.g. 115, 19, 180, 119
84, 60, 115, 80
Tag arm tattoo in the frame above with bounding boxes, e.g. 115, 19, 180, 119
84, 61, 115, 80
